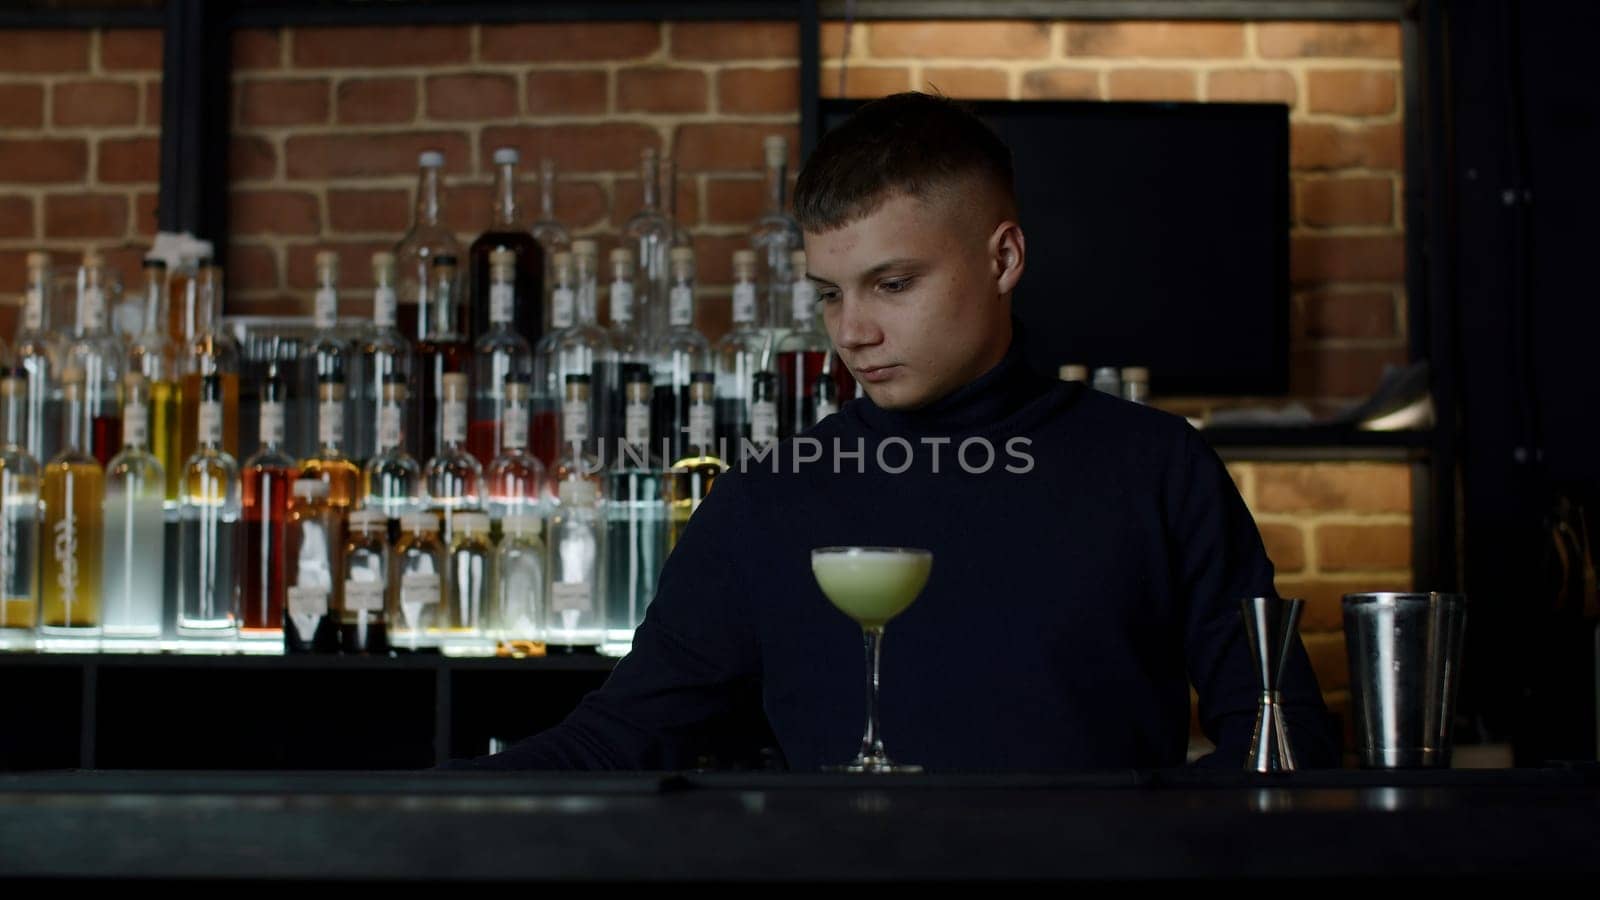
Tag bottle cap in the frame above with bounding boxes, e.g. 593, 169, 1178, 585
489, 248, 516, 268
419, 151, 445, 168
571, 239, 598, 259
790, 249, 807, 270
492, 147, 519, 166
669, 247, 695, 265
26, 251, 49, 270
347, 509, 386, 532
293, 479, 330, 499
558, 478, 597, 507
764, 134, 788, 168
733, 249, 757, 268
1058, 364, 1088, 382
315, 250, 338, 271
455, 512, 491, 534
1120, 366, 1150, 383
401, 512, 439, 533
502, 514, 541, 536
609, 247, 635, 267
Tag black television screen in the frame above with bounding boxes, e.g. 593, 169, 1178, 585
818, 99, 1290, 396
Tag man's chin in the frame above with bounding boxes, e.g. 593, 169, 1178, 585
859, 381, 932, 412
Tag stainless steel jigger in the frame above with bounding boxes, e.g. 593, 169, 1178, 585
1241, 596, 1304, 773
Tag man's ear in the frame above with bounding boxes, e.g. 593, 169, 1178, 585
990, 220, 1026, 299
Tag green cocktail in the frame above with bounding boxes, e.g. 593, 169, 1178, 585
811, 546, 933, 774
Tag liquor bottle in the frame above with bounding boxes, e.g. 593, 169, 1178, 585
298, 374, 360, 510
66, 251, 126, 468
413, 255, 470, 463
750, 134, 803, 338
37, 368, 103, 651
423, 372, 483, 552
17, 251, 65, 466
561, 240, 617, 453
714, 249, 767, 450
127, 257, 182, 511
667, 372, 725, 549
390, 512, 444, 653
621, 147, 673, 341
777, 249, 854, 437
492, 514, 544, 655
166, 246, 204, 344
361, 373, 422, 524
294, 251, 356, 464
1120, 367, 1151, 405
240, 365, 294, 649
530, 157, 573, 304
749, 366, 779, 453
531, 251, 576, 470
443, 510, 492, 657
469, 248, 534, 467
660, 153, 693, 250
395, 150, 463, 345
0, 369, 40, 651
552, 373, 602, 495
179, 264, 243, 463
485, 374, 545, 523
341, 508, 389, 654
546, 477, 602, 654
469, 147, 545, 347
353, 251, 412, 467
602, 370, 666, 657
285, 477, 341, 654
652, 247, 711, 463
176, 374, 241, 646
813, 350, 841, 425
101, 372, 165, 650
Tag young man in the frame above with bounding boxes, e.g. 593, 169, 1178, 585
445, 93, 1338, 772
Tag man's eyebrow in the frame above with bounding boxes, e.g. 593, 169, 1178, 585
808, 258, 925, 287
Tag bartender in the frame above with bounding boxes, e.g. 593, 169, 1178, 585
445, 91, 1338, 772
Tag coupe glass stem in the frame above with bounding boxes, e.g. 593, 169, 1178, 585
856, 625, 888, 767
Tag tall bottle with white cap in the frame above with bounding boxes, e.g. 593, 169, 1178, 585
485, 374, 545, 523
775, 249, 848, 439
17, 251, 64, 466
395, 150, 462, 346
622, 147, 674, 341
468, 248, 534, 467
714, 249, 769, 449
530, 158, 572, 304
652, 247, 711, 463
101, 372, 165, 650
0, 368, 40, 651
750, 134, 803, 339
127, 258, 181, 511
470, 147, 545, 347
66, 250, 126, 468
423, 371, 483, 552
602, 367, 666, 657
341, 508, 388, 654
296, 251, 356, 464
38, 367, 103, 650
559, 239, 618, 455
531, 251, 576, 469
413, 254, 470, 461
178, 263, 242, 464
443, 510, 493, 657
176, 373, 240, 645
240, 364, 293, 648
352, 251, 411, 464
362, 373, 422, 523
284, 477, 340, 654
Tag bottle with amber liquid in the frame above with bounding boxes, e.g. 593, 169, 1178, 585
285, 477, 340, 654
0, 369, 40, 651
341, 508, 389, 654
176, 374, 240, 645
298, 374, 360, 510
239, 364, 294, 649
413, 255, 470, 463
38, 367, 104, 651
389, 512, 445, 653
179, 264, 242, 464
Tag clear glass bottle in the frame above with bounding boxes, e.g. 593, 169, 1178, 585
750, 134, 803, 338
561, 240, 618, 456
603, 371, 666, 657
660, 153, 693, 249
715, 249, 768, 450
606, 248, 652, 458
442, 510, 493, 657
389, 511, 444, 653
653, 247, 711, 463
17, 251, 65, 466
128, 257, 182, 512
546, 476, 602, 654
395, 150, 463, 347
353, 251, 413, 467
361, 373, 422, 523
813, 351, 841, 425
777, 248, 830, 439
749, 367, 779, 455
67, 250, 127, 468
469, 248, 534, 467
553, 373, 602, 496
240, 365, 294, 649
621, 147, 673, 343
0, 369, 40, 651
531, 251, 576, 470
176, 373, 241, 646
101, 372, 165, 650
285, 477, 340, 654
298, 374, 361, 510
341, 508, 389, 654
667, 373, 725, 549
38, 368, 103, 651
492, 514, 545, 656
413, 254, 470, 464
469, 147, 545, 348
423, 371, 483, 552
1120, 366, 1151, 405
294, 251, 356, 464
485, 374, 545, 523
179, 264, 243, 463
530, 157, 573, 306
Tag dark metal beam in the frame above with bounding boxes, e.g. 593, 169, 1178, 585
157, 0, 231, 255
229, 1, 803, 28
800, 0, 820, 160
0, 7, 163, 28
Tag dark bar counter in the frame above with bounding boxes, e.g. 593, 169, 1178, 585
2, 767, 1598, 882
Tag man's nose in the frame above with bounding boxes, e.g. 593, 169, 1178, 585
831, 295, 882, 351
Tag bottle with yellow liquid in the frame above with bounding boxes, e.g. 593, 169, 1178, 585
666, 372, 724, 549
127, 257, 181, 511
38, 368, 104, 651
176, 374, 240, 647
179, 264, 242, 466
0, 369, 41, 651
298, 375, 360, 510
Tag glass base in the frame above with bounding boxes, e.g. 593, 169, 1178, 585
98, 633, 164, 653
824, 756, 924, 774
36, 628, 101, 653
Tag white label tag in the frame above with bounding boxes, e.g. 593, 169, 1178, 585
563, 403, 589, 444
399, 572, 440, 627
80, 287, 105, 330
288, 586, 327, 640
490, 283, 514, 324
792, 280, 817, 323
551, 288, 575, 329
503, 405, 529, 450
688, 403, 713, 449
260, 401, 285, 446
732, 282, 757, 324
443, 400, 466, 444
198, 401, 222, 446
669, 286, 693, 327
378, 404, 402, 451
344, 580, 385, 612
750, 400, 777, 446
624, 401, 650, 447
23, 288, 43, 331
318, 399, 343, 448
610, 281, 633, 323
314, 287, 338, 329
123, 401, 148, 448
815, 400, 837, 423
373, 286, 397, 327
551, 580, 592, 614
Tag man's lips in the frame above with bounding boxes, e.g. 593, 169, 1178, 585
854, 364, 902, 384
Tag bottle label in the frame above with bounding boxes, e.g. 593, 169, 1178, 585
610, 281, 634, 323
579, 282, 598, 322
732, 282, 757, 324
314, 288, 338, 329
378, 404, 402, 452
52, 515, 78, 609
669, 286, 693, 327
551, 288, 575, 329
288, 586, 327, 641
750, 400, 777, 446
344, 580, 385, 612
551, 580, 592, 614
123, 401, 148, 448
399, 571, 440, 627
80, 287, 106, 331
792, 280, 817, 323
23, 288, 43, 331
198, 401, 223, 446
443, 400, 467, 444
490, 283, 515, 325
688, 403, 713, 449
503, 405, 529, 450
563, 404, 589, 444
815, 400, 838, 423
318, 399, 343, 448
373, 286, 398, 328
624, 400, 650, 447
260, 401, 285, 447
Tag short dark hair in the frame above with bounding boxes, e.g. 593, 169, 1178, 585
794, 92, 1016, 233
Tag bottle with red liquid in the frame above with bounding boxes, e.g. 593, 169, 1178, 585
469, 248, 533, 467
531, 251, 575, 470
777, 249, 855, 438
66, 250, 126, 467
413, 255, 470, 464
239, 364, 294, 649
469, 147, 545, 348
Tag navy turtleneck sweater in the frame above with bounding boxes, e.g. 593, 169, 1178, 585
445, 342, 1339, 772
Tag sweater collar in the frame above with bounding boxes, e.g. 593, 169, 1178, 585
851, 334, 1057, 437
